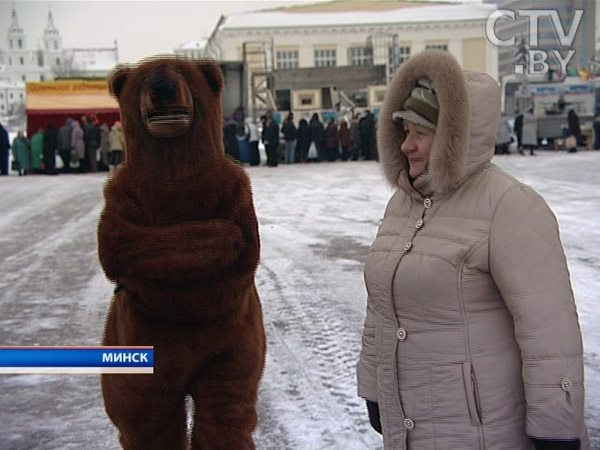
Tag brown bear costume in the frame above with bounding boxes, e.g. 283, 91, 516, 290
98, 57, 266, 450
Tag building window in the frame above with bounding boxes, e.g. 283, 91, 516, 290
19, 92, 24, 99
300, 94, 314, 106
276, 50, 299, 70
396, 46, 411, 64
10, 93, 14, 99
21, 75, 26, 81
314, 48, 336, 68
54, 41, 58, 50
56, 57, 60, 66
0, 105, 4, 111
388, 45, 411, 77
20, 57, 24, 65
8, 57, 12, 66
276, 89, 291, 110
10, 39, 13, 49
425, 43, 448, 51
18, 39, 22, 49
0, 93, 4, 99
348, 46, 372, 66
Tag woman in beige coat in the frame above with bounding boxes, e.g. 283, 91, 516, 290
356, 50, 588, 450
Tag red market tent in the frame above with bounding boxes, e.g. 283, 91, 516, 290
25, 80, 120, 137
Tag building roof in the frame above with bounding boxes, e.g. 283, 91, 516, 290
220, 2, 496, 30
177, 39, 208, 51
64, 48, 119, 73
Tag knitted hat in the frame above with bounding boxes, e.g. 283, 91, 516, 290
392, 78, 439, 130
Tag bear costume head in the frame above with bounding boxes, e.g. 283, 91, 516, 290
109, 56, 225, 180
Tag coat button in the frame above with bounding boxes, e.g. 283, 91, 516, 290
423, 198, 432, 209
415, 218, 424, 229
396, 328, 407, 341
403, 241, 412, 252
403, 417, 415, 430
560, 378, 571, 391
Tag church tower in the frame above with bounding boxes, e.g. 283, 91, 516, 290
42, 7, 62, 71
6, 5, 30, 78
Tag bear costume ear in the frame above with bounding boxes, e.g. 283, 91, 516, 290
196, 60, 224, 94
108, 65, 133, 99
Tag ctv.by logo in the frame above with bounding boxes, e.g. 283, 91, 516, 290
485, 9, 584, 75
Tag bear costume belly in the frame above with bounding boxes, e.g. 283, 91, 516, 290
98, 56, 266, 450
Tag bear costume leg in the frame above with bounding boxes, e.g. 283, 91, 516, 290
189, 307, 265, 449
102, 375, 188, 450
102, 295, 190, 449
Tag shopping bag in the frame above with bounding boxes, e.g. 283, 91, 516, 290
308, 142, 318, 159
565, 135, 577, 149
55, 154, 64, 169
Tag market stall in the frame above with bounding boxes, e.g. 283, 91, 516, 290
25, 80, 120, 137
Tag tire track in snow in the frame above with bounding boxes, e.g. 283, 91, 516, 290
254, 227, 381, 449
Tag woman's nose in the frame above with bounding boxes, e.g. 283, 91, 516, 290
401, 135, 414, 153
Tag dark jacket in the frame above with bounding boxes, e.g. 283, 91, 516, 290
338, 121, 350, 148
296, 120, 311, 153
324, 121, 338, 150
309, 115, 325, 148
262, 120, 280, 147
567, 110, 583, 145
281, 120, 297, 141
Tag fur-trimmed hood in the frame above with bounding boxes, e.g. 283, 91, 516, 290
377, 50, 501, 196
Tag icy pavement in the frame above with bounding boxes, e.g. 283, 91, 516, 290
0, 152, 598, 449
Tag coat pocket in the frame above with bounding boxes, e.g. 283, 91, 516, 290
462, 362, 482, 426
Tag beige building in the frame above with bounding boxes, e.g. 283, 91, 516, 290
203, 1, 499, 114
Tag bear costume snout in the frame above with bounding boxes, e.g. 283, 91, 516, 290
141, 65, 194, 138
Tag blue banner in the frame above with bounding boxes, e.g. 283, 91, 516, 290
0, 347, 153, 368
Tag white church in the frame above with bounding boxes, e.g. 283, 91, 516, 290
0, 6, 118, 121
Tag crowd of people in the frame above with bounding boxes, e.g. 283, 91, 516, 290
222, 109, 379, 167
496, 104, 600, 156
0, 115, 126, 176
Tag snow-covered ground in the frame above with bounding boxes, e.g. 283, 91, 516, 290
0, 151, 598, 449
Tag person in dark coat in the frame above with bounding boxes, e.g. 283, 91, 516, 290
513, 110, 524, 152
324, 118, 339, 161
0, 122, 10, 175
593, 115, 600, 150
360, 110, 377, 160
309, 113, 325, 162
223, 120, 241, 163
43, 124, 59, 175
349, 114, 361, 161
98, 123, 110, 171
296, 118, 311, 163
338, 119, 350, 161
281, 112, 297, 164
83, 114, 101, 172
567, 107, 584, 152
57, 118, 73, 173
262, 112, 280, 167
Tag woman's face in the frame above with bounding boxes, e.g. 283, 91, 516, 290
400, 121, 435, 179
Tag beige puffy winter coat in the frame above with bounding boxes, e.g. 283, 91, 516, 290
356, 50, 588, 450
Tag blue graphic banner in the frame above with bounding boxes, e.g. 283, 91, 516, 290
0, 347, 154, 374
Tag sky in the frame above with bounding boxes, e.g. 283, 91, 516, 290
0, 1, 328, 63
0, 151, 598, 448
0, 0, 489, 65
